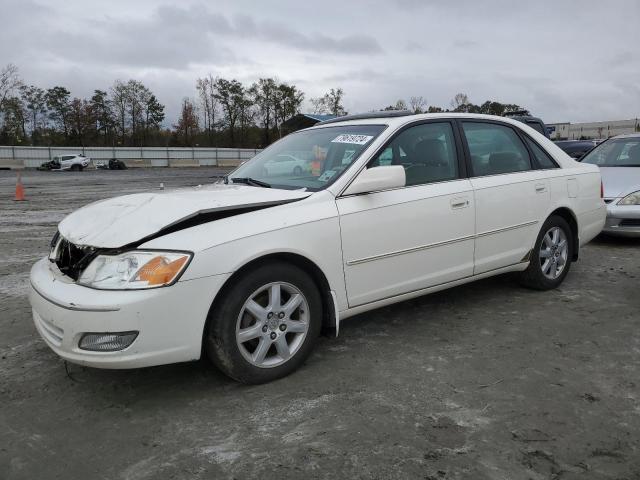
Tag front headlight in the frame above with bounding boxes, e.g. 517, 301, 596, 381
78, 251, 192, 290
618, 191, 640, 205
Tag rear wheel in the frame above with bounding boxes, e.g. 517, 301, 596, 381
518, 215, 573, 290
205, 262, 322, 384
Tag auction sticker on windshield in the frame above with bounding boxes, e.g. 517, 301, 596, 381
331, 134, 374, 145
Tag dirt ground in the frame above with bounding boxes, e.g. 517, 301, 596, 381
1, 168, 639, 480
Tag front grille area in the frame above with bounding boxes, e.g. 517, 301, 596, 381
53, 236, 98, 280
620, 219, 640, 227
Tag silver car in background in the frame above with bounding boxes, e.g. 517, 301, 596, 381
581, 133, 640, 236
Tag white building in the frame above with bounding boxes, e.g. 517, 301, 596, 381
548, 118, 639, 140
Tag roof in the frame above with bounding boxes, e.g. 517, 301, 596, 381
308, 112, 547, 130
318, 110, 413, 125
299, 113, 338, 122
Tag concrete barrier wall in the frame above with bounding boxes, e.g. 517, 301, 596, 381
0, 146, 261, 169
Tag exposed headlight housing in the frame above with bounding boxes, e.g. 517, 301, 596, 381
78, 251, 192, 290
618, 191, 640, 205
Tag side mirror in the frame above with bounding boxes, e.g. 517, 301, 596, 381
344, 165, 406, 196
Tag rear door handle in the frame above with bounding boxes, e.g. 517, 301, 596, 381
451, 197, 470, 209
535, 183, 547, 193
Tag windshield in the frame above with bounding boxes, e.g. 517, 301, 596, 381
228, 124, 386, 191
581, 138, 640, 167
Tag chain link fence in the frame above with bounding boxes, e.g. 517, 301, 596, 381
0, 146, 261, 169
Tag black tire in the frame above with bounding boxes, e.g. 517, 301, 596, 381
518, 215, 573, 290
70, 164, 81, 172
293, 166, 302, 175
205, 262, 322, 384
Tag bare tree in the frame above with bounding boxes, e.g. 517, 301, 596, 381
450, 93, 470, 111
0, 64, 21, 110
110, 80, 128, 143
310, 97, 326, 114
311, 88, 346, 116
196, 74, 219, 144
409, 96, 427, 113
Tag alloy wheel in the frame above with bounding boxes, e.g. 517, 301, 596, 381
235, 282, 309, 368
539, 226, 568, 280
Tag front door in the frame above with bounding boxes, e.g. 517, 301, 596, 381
337, 121, 475, 307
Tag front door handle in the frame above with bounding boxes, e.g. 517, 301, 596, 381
535, 183, 547, 193
451, 197, 470, 209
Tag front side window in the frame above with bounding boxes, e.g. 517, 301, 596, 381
581, 138, 640, 167
228, 125, 385, 191
369, 122, 459, 186
462, 122, 532, 176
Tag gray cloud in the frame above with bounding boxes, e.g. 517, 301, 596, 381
1, 0, 638, 124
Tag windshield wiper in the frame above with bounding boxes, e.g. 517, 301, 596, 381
230, 177, 271, 188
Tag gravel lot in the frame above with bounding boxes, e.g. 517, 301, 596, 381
1, 168, 639, 480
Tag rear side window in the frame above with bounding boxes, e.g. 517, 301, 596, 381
462, 122, 531, 176
523, 137, 558, 169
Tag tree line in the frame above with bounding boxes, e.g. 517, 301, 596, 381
0, 63, 531, 148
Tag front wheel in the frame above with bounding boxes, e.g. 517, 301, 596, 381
518, 215, 573, 290
205, 262, 322, 384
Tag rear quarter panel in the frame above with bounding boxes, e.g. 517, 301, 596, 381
544, 162, 605, 246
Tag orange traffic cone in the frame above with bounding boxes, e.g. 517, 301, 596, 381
14, 172, 26, 201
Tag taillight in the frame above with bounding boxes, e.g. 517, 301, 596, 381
600, 180, 604, 199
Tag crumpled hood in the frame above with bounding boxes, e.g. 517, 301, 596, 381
58, 183, 311, 248
600, 167, 640, 199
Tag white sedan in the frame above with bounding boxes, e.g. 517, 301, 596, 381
29, 113, 606, 383
262, 154, 309, 177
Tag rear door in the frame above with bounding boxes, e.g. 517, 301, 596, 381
337, 120, 475, 306
459, 120, 551, 274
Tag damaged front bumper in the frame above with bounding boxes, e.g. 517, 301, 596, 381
29, 257, 230, 369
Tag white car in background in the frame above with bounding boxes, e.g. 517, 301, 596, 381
580, 133, 640, 236
29, 113, 605, 384
42, 154, 91, 171
262, 154, 309, 177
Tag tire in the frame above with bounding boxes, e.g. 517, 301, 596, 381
293, 166, 302, 175
70, 164, 81, 172
518, 215, 573, 290
205, 262, 322, 384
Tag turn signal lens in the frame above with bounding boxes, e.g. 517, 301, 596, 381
136, 256, 188, 285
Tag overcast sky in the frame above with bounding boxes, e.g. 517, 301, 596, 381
2, 0, 639, 124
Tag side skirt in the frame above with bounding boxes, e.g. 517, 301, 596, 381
337, 262, 529, 323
